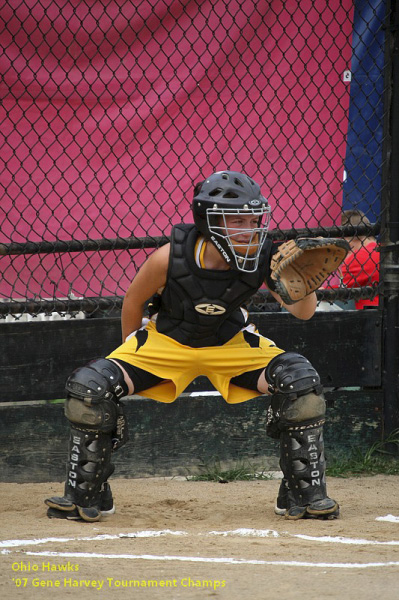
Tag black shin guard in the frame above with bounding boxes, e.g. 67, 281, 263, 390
265, 353, 338, 519
45, 358, 129, 522
46, 426, 114, 522
280, 423, 326, 505
64, 426, 114, 507
279, 424, 338, 519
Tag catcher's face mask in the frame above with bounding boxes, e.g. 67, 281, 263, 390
192, 170, 271, 272
207, 205, 271, 272
192, 171, 270, 273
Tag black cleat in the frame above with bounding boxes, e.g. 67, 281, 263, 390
45, 483, 115, 522
46, 506, 81, 520
286, 498, 340, 520
274, 479, 339, 520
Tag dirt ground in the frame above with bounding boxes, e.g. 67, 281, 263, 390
1, 475, 399, 600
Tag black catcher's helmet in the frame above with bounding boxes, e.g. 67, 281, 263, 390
192, 170, 271, 272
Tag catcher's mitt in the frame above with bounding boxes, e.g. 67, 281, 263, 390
270, 238, 350, 305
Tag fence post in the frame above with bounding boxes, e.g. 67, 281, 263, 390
382, 0, 399, 438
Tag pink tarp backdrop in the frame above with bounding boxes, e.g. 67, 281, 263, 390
0, 0, 353, 298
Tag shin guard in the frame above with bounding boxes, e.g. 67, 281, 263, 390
279, 424, 338, 519
46, 426, 113, 522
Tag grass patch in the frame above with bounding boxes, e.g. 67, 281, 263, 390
326, 430, 399, 477
188, 459, 275, 482
187, 432, 399, 481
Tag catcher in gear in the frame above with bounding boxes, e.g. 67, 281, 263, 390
45, 170, 349, 522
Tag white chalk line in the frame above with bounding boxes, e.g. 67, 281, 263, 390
10, 550, 399, 569
2, 525, 399, 556
208, 528, 399, 546
376, 514, 399, 523
0, 529, 187, 549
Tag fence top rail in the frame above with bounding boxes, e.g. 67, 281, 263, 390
0, 224, 381, 256
0, 286, 379, 316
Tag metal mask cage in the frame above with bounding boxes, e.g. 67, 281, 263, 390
206, 205, 271, 272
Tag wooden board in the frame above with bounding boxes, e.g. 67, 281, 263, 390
0, 389, 383, 483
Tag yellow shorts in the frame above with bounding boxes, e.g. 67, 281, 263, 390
107, 321, 284, 404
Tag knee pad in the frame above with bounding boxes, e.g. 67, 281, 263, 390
66, 358, 128, 405
266, 352, 323, 398
65, 396, 118, 434
274, 392, 326, 427
266, 352, 325, 432
65, 359, 129, 443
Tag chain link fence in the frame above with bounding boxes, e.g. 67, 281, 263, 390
0, 0, 389, 318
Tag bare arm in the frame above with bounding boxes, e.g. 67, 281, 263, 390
121, 243, 170, 341
268, 287, 317, 320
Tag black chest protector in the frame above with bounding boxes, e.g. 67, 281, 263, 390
155, 224, 274, 347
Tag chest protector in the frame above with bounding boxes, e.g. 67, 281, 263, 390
155, 224, 273, 347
